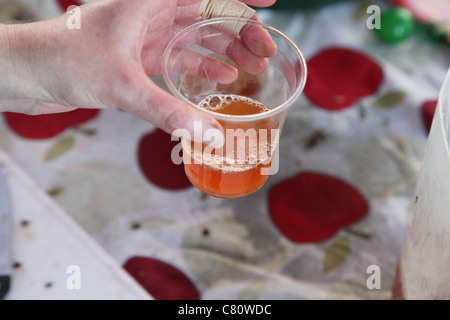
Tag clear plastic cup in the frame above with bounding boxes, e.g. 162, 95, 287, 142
163, 17, 307, 198
393, 68, 450, 299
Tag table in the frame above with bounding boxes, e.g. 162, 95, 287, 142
1, 0, 450, 300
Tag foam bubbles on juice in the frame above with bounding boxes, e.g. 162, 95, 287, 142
198, 94, 270, 115
184, 94, 275, 173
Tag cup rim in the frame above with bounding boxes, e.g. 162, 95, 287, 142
162, 17, 307, 122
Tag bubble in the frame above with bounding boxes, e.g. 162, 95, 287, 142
209, 96, 220, 105
189, 94, 273, 172
197, 94, 270, 113
181, 134, 273, 173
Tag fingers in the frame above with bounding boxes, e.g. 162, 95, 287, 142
190, 24, 273, 74
191, 17, 276, 59
174, 49, 238, 83
166, 2, 278, 78
240, 14, 277, 58
124, 69, 223, 142
198, 25, 273, 74
225, 35, 269, 74
143, 48, 238, 84
171, 18, 277, 75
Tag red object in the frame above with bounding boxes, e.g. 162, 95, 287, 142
3, 109, 99, 139
421, 99, 438, 134
123, 256, 200, 300
392, 262, 405, 300
268, 171, 369, 243
137, 129, 192, 190
57, 0, 84, 11
304, 47, 384, 111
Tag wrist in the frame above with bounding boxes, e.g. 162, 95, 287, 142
0, 21, 61, 112
0, 24, 18, 103
0, 24, 33, 106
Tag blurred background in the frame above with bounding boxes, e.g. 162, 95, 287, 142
1, 0, 450, 300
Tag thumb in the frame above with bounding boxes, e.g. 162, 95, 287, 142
124, 71, 224, 143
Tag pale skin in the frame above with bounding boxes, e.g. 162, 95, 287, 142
0, 0, 277, 138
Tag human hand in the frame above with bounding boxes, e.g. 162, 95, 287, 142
0, 0, 276, 138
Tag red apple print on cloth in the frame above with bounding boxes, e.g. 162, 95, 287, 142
3, 109, 99, 139
304, 47, 384, 111
57, 0, 84, 11
138, 129, 192, 190
268, 171, 369, 243
421, 99, 438, 134
123, 256, 200, 300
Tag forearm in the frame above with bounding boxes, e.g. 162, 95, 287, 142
0, 21, 64, 113
0, 24, 32, 100
0, 24, 21, 104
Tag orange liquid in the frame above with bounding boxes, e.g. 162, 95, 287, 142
183, 95, 277, 198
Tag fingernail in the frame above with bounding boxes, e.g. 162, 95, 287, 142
254, 36, 278, 58
218, 66, 239, 84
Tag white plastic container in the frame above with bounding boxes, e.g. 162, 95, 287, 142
394, 68, 450, 299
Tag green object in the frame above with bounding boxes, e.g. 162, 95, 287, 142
374, 7, 415, 44
372, 90, 407, 109
269, 0, 356, 10
416, 22, 449, 44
